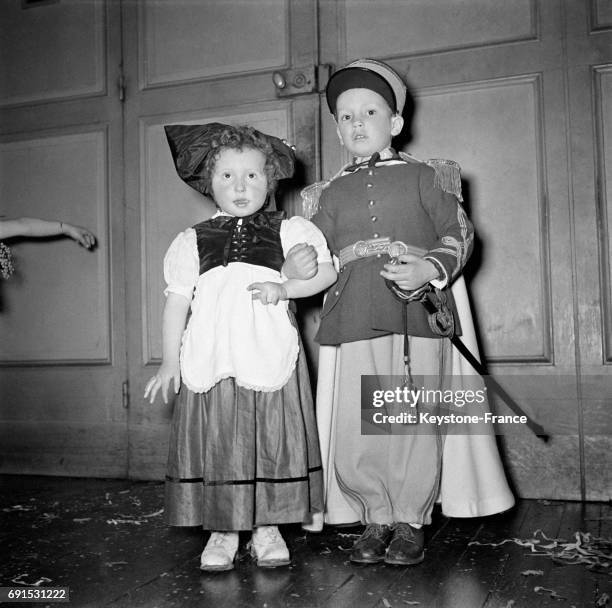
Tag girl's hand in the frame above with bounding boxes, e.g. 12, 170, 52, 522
63, 223, 97, 249
380, 254, 439, 291
282, 243, 318, 279
247, 281, 288, 305
144, 362, 180, 404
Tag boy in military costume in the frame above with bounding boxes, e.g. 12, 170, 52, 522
304, 59, 514, 565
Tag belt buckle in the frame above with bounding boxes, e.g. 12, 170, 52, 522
352, 240, 369, 258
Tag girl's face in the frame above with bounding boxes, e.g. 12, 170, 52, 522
211, 147, 269, 217
335, 88, 403, 158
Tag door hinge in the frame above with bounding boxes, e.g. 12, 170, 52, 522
122, 380, 130, 409
117, 73, 126, 102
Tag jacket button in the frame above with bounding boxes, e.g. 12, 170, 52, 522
373, 233, 379, 238
366, 183, 373, 188
371, 216, 377, 222
368, 200, 375, 207
367, 169, 374, 176
334, 290, 340, 296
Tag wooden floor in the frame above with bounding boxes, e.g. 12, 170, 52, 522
0, 476, 609, 608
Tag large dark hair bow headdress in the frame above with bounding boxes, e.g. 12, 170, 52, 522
164, 123, 295, 197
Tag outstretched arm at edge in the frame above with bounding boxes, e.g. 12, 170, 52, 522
0, 217, 96, 249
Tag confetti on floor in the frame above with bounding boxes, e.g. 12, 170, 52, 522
106, 518, 144, 526
596, 592, 610, 606
337, 532, 361, 538
534, 585, 566, 600
469, 529, 612, 573
11, 574, 53, 586
521, 569, 544, 576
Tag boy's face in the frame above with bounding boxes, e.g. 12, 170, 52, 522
335, 88, 404, 157
211, 147, 269, 217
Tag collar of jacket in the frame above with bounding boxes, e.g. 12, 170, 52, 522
343, 147, 400, 173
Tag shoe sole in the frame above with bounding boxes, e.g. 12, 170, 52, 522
249, 548, 291, 568
200, 562, 235, 572
384, 553, 425, 566
349, 555, 386, 564
255, 558, 291, 568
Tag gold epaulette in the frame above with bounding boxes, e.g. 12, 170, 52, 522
301, 162, 352, 219
426, 158, 463, 202
301, 180, 329, 219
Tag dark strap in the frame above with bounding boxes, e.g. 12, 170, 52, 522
448, 335, 549, 440
417, 298, 549, 441
387, 271, 548, 440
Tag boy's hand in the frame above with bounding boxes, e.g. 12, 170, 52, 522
247, 282, 288, 305
282, 243, 318, 280
380, 254, 439, 291
144, 362, 180, 404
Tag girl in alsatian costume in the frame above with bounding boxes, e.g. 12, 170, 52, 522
145, 123, 336, 571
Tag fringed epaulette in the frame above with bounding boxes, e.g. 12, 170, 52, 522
398, 152, 463, 202
301, 180, 330, 220
301, 162, 353, 218
426, 158, 463, 202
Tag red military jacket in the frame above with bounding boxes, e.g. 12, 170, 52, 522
311, 156, 473, 345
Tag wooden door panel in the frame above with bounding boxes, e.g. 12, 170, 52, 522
597, 69, 612, 365
582, 67, 612, 500
132, 104, 309, 479
410, 76, 551, 362
0, 0, 106, 106
139, 0, 288, 87
342, 0, 536, 59
0, 0, 127, 477
565, 0, 612, 501
0, 130, 110, 363
594, 0, 612, 25
409, 67, 583, 500
318, 0, 594, 499
123, 0, 319, 479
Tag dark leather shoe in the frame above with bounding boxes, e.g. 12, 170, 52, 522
384, 523, 425, 565
350, 523, 393, 564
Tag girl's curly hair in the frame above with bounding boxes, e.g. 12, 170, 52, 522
201, 125, 285, 195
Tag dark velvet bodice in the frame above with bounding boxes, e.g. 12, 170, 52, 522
193, 211, 285, 275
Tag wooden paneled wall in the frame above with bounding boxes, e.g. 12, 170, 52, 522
0, 0, 609, 501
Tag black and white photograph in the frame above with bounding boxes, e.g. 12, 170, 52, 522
1, 1, 611, 606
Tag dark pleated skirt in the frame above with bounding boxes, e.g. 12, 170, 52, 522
164, 346, 323, 531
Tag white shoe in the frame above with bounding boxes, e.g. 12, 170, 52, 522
302, 511, 324, 533
200, 531, 239, 572
249, 526, 291, 568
